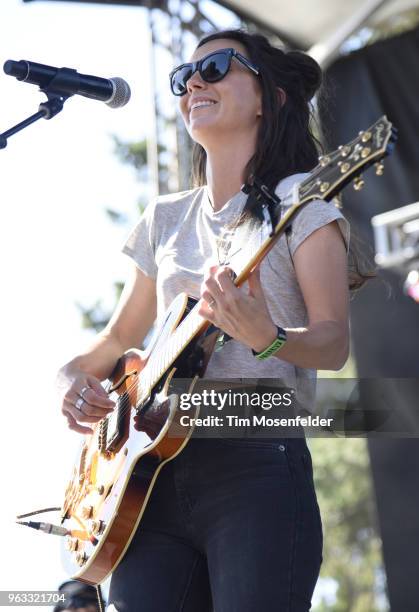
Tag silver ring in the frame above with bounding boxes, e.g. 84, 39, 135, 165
75, 397, 84, 411
80, 386, 89, 400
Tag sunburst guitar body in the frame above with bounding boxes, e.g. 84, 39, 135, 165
60, 293, 219, 584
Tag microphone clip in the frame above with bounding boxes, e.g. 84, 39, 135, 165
38, 90, 69, 120
37, 67, 77, 119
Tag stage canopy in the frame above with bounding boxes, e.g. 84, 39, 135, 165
23, 0, 419, 49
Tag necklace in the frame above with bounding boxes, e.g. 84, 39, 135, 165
214, 201, 248, 267
205, 184, 261, 267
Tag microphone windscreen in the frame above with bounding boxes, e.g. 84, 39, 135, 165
107, 77, 131, 109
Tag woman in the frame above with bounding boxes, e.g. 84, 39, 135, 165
58, 29, 351, 611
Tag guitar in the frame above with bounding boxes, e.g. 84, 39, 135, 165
60, 116, 396, 584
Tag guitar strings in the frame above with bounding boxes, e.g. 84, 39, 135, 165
80, 298, 209, 440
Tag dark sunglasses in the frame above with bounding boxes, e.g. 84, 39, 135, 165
169, 47, 260, 96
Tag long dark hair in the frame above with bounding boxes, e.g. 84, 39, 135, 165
192, 29, 321, 195
191, 29, 374, 290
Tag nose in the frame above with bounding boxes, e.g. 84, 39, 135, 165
186, 69, 207, 94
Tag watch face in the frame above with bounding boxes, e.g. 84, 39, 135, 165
277, 326, 287, 339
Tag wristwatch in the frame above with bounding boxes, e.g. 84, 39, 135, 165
251, 326, 287, 360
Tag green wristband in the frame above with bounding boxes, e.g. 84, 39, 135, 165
252, 326, 287, 360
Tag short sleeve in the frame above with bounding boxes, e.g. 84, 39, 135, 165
287, 199, 350, 258
122, 200, 158, 279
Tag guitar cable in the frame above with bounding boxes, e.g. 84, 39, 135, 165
16, 506, 68, 536
16, 507, 106, 611
16, 507, 69, 536
16, 506, 61, 519
16, 520, 69, 536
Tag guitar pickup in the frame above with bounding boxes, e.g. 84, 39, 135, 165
104, 391, 129, 453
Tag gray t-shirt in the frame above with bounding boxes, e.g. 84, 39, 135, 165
122, 173, 350, 402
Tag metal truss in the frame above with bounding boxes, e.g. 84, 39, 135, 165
145, 0, 279, 196
24, 0, 282, 196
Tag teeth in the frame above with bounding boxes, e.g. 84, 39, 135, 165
191, 101, 216, 111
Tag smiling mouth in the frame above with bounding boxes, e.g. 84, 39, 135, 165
190, 102, 218, 114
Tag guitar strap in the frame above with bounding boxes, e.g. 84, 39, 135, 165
209, 179, 293, 351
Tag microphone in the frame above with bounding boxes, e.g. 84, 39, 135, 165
3, 59, 131, 109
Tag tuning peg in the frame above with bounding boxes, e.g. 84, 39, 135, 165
338, 145, 351, 157
375, 161, 384, 176
353, 176, 365, 191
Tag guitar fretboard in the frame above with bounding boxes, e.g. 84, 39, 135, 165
136, 304, 207, 407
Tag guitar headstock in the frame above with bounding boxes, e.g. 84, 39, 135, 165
298, 115, 397, 204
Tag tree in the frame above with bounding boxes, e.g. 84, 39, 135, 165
311, 436, 386, 611
77, 136, 149, 333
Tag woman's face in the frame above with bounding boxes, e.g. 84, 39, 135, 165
178, 39, 262, 147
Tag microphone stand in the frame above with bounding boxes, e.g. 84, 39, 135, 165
0, 90, 69, 149
0, 66, 81, 149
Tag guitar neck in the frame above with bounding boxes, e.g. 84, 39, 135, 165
137, 305, 209, 404
138, 193, 306, 403
234, 193, 302, 287
137, 114, 397, 404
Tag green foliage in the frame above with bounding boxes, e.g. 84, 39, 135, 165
104, 208, 129, 225
311, 437, 386, 611
77, 134, 149, 331
308, 357, 388, 610
77, 281, 124, 333
78, 300, 109, 333
112, 135, 148, 175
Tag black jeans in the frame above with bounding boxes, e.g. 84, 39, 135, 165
108, 437, 323, 612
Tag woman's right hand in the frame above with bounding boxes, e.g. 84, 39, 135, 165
57, 367, 116, 434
